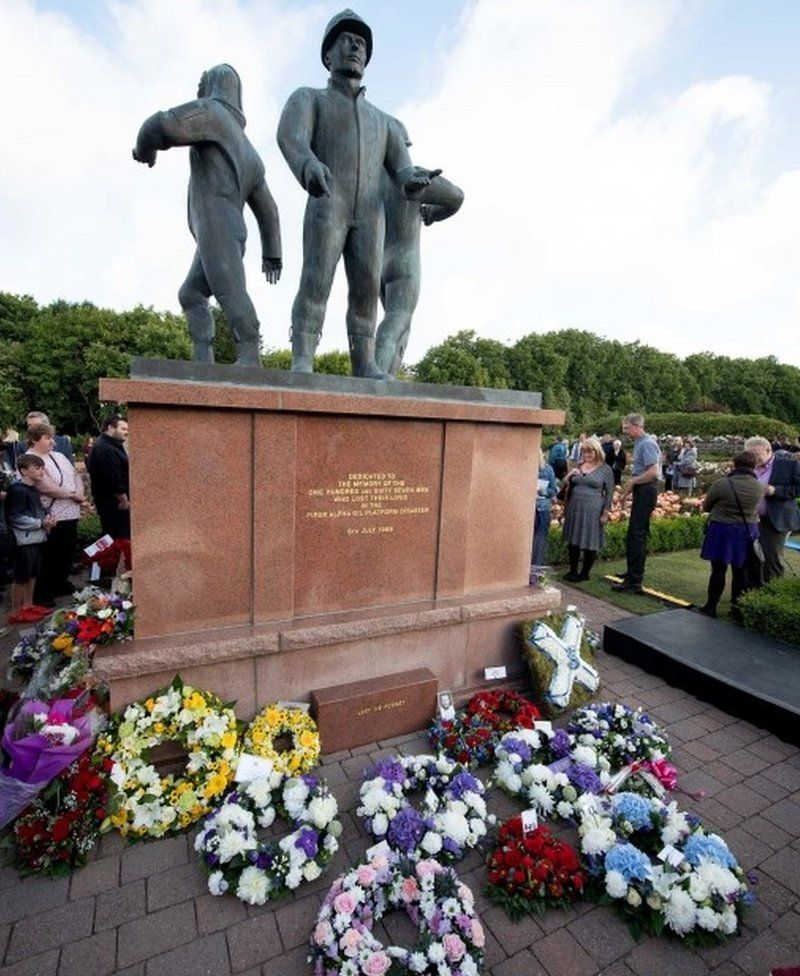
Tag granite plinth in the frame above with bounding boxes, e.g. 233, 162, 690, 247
92, 586, 561, 717
311, 668, 437, 753
96, 364, 563, 711
604, 609, 800, 743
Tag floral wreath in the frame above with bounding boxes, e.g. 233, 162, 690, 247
96, 677, 238, 838
9, 751, 109, 876
567, 702, 671, 771
310, 849, 485, 976
242, 703, 321, 776
577, 792, 751, 945
494, 729, 604, 821
357, 755, 492, 861
485, 816, 585, 921
428, 689, 541, 767
194, 769, 341, 905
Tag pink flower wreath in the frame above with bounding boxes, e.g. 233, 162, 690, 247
310, 849, 485, 975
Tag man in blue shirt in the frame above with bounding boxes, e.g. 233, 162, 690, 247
612, 413, 661, 593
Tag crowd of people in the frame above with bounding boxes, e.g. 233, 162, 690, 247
0, 412, 130, 625
537, 414, 800, 619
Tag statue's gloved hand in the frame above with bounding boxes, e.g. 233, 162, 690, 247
404, 167, 442, 195
132, 146, 157, 168
304, 159, 333, 198
263, 258, 282, 284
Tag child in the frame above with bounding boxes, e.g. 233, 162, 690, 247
5, 453, 56, 624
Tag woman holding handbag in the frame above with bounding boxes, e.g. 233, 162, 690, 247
698, 451, 765, 619
561, 436, 615, 582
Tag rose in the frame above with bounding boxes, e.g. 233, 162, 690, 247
471, 918, 485, 947
339, 928, 362, 957
363, 951, 392, 976
333, 892, 356, 915
313, 921, 333, 946
400, 876, 420, 902
443, 933, 466, 962
357, 865, 377, 886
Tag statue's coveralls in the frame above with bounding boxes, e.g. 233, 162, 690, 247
135, 66, 280, 362
277, 76, 413, 368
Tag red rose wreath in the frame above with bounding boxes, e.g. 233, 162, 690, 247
428, 689, 541, 767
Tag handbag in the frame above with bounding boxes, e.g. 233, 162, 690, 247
680, 465, 698, 478
729, 481, 764, 587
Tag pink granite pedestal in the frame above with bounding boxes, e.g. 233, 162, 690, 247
94, 360, 564, 718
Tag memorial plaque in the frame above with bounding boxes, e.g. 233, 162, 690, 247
294, 415, 442, 615
311, 667, 437, 753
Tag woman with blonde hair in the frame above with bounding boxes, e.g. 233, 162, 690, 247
561, 436, 615, 582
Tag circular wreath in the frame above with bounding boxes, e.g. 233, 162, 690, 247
428, 689, 541, 767
10, 752, 109, 875
242, 703, 320, 776
494, 728, 604, 821
357, 754, 492, 860
310, 850, 485, 976
194, 769, 341, 904
567, 701, 670, 771
577, 792, 751, 945
486, 816, 585, 920
97, 677, 238, 838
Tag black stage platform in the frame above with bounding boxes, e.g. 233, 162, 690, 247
604, 609, 800, 744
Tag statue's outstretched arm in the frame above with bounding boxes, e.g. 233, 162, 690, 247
132, 100, 214, 166
249, 180, 282, 284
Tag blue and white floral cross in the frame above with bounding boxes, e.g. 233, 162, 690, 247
531, 613, 600, 708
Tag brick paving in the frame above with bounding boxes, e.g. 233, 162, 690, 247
1, 585, 799, 975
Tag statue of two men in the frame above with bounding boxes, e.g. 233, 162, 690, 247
133, 10, 462, 378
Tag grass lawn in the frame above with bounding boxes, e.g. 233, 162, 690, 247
566, 547, 800, 618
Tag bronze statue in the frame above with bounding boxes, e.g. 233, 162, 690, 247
376, 122, 463, 377
133, 64, 281, 367
277, 9, 436, 378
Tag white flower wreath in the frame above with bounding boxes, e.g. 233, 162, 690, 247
310, 850, 485, 976
97, 678, 238, 838
494, 729, 606, 821
357, 754, 492, 861
241, 703, 321, 776
195, 769, 342, 905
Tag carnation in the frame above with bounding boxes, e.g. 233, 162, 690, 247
605, 870, 628, 899
237, 865, 271, 905
663, 888, 697, 936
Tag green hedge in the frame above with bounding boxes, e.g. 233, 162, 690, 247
593, 412, 796, 441
739, 578, 800, 648
76, 513, 102, 549
545, 515, 706, 565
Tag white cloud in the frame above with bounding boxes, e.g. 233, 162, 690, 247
1, 0, 799, 367
398, 0, 800, 366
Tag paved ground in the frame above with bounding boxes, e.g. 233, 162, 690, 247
1, 586, 799, 976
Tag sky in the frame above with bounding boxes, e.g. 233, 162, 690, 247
2, 0, 800, 367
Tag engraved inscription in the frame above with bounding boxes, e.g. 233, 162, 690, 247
355, 698, 407, 717
304, 471, 431, 527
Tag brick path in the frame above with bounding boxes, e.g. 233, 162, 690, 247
2, 585, 799, 975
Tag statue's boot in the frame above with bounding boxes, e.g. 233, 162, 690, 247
192, 340, 215, 363
234, 340, 262, 368
349, 334, 388, 380
374, 333, 397, 379
292, 330, 319, 373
